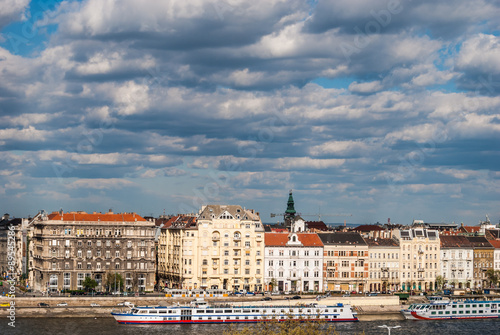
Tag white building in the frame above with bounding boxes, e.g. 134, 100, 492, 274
264, 232, 324, 293
440, 235, 474, 289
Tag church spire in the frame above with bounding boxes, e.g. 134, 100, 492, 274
285, 190, 296, 215
284, 190, 296, 229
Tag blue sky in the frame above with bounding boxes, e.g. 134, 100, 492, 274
0, 0, 499, 225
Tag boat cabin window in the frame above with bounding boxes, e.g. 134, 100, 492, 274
224, 310, 232, 313
148, 310, 157, 314
159, 310, 167, 314
216, 310, 223, 313
139, 310, 147, 314
206, 310, 213, 313
197, 310, 205, 313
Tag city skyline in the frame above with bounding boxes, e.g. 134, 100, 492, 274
0, 1, 499, 224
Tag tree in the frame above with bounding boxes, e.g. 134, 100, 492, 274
82, 277, 98, 292
269, 278, 277, 292
485, 269, 499, 288
435, 275, 445, 291
105, 272, 124, 292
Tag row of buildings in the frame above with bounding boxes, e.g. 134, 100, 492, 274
1, 196, 499, 294
157, 206, 500, 294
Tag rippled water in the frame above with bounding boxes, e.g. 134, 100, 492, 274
5, 318, 500, 335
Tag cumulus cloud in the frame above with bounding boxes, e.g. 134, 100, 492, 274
0, 0, 29, 29
0, 0, 499, 223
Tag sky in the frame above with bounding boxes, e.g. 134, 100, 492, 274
0, 0, 499, 225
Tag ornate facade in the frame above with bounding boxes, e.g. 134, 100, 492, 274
159, 205, 265, 292
396, 228, 440, 291
30, 210, 156, 293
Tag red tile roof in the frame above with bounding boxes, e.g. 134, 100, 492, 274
48, 211, 146, 222
265, 233, 323, 247
461, 226, 480, 233
488, 239, 500, 249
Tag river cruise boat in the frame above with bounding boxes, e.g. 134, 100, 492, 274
401, 298, 500, 320
111, 298, 358, 324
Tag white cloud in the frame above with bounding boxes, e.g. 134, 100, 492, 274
456, 34, 500, 74
0, 0, 29, 28
66, 178, 135, 190
348, 80, 383, 93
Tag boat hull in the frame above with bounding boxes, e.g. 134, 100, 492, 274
112, 314, 358, 324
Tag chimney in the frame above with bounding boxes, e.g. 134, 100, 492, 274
108, 209, 113, 214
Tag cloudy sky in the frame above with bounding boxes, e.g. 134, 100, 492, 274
1, 0, 499, 225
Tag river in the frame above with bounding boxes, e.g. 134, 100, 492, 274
4, 318, 500, 335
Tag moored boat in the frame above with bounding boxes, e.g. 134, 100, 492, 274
111, 298, 358, 324
401, 299, 500, 320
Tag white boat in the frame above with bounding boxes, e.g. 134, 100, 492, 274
401, 299, 500, 320
111, 298, 358, 324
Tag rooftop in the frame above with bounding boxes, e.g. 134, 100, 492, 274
47, 211, 146, 222
264, 232, 323, 247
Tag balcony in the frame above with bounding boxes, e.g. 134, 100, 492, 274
212, 235, 220, 240
417, 268, 425, 272
380, 267, 389, 272
233, 235, 241, 241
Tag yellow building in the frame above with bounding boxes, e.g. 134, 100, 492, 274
159, 205, 265, 292
395, 228, 440, 291
365, 238, 401, 292
157, 215, 197, 290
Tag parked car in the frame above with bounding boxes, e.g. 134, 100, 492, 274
271, 291, 281, 295
368, 292, 378, 296
38, 302, 50, 308
56, 302, 68, 306
286, 295, 301, 300
90, 303, 100, 307
0, 302, 10, 307
261, 297, 272, 301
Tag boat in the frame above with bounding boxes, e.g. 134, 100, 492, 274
401, 298, 500, 320
111, 298, 358, 324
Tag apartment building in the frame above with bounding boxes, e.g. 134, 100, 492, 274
467, 236, 494, 289
264, 232, 323, 293
157, 215, 198, 290
365, 237, 400, 292
30, 210, 156, 293
395, 228, 440, 291
440, 235, 474, 289
319, 232, 368, 293
159, 205, 265, 292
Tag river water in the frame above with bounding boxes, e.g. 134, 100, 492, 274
4, 318, 500, 335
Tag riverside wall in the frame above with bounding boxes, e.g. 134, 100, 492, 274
0, 295, 405, 320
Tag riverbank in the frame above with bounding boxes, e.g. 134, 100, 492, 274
0, 295, 404, 320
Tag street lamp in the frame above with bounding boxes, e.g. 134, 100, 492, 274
378, 325, 401, 335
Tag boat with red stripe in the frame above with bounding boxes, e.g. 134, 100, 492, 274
401, 298, 500, 320
111, 298, 358, 324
